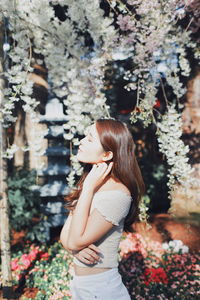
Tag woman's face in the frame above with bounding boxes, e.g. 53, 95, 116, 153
77, 123, 106, 164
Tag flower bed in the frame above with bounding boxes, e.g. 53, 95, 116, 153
1, 242, 73, 299
0, 233, 199, 299
119, 233, 200, 300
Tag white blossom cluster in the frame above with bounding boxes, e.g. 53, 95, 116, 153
2, 144, 19, 159
115, 0, 197, 109
156, 105, 194, 197
130, 81, 157, 127
110, 0, 198, 204
66, 154, 83, 188
1, 0, 39, 124
1, 0, 116, 168
55, 1, 117, 186
162, 239, 189, 253
153, 30, 195, 99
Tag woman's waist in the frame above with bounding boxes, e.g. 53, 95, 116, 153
73, 255, 118, 274
74, 263, 112, 276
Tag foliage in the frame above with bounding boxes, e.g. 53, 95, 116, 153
0, 233, 199, 299
143, 164, 169, 212
8, 168, 46, 242
8, 168, 40, 231
1, 0, 200, 220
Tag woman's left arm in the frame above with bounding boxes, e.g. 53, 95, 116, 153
65, 162, 114, 251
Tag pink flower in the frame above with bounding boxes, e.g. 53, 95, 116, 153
15, 273, 22, 281
43, 274, 48, 280
21, 254, 31, 268
29, 267, 39, 273
28, 249, 39, 261
119, 232, 164, 259
11, 258, 19, 271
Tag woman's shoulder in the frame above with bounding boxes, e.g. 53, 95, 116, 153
96, 179, 131, 197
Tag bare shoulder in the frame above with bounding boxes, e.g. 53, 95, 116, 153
97, 179, 131, 196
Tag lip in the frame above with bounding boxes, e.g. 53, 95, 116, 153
78, 146, 83, 152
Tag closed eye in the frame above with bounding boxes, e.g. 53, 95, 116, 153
87, 133, 93, 142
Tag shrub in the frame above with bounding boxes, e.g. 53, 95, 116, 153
8, 168, 46, 242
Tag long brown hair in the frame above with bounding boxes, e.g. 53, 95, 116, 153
65, 118, 145, 232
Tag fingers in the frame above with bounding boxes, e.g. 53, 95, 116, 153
77, 245, 101, 264
85, 162, 113, 191
78, 252, 99, 264
85, 248, 100, 261
90, 163, 107, 177
88, 244, 101, 253
94, 162, 113, 171
102, 161, 113, 178
77, 254, 94, 264
93, 162, 107, 170
92, 162, 113, 179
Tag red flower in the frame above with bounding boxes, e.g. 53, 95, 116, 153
153, 99, 161, 108
144, 267, 168, 285
40, 252, 49, 261
119, 108, 133, 114
135, 107, 141, 113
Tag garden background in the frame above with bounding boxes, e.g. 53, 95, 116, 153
0, 0, 200, 299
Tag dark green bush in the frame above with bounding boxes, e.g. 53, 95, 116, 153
8, 168, 46, 242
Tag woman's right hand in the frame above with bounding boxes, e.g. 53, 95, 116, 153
82, 162, 113, 193
73, 244, 101, 264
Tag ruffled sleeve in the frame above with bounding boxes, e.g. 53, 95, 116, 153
92, 190, 132, 226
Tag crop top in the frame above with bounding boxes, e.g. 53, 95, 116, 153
73, 190, 133, 268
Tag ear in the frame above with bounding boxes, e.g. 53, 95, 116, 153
102, 151, 113, 162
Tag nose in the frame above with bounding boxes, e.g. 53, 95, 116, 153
80, 136, 86, 144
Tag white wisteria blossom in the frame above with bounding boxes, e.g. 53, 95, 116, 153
2, 144, 19, 159
112, 0, 198, 207
1, 0, 115, 164
156, 105, 194, 197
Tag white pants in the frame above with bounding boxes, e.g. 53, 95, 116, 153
70, 267, 131, 300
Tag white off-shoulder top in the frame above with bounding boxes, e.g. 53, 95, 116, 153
73, 190, 133, 268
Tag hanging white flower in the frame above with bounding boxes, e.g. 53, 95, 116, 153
156, 105, 194, 198
2, 144, 19, 159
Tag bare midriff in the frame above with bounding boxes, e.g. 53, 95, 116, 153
74, 264, 111, 275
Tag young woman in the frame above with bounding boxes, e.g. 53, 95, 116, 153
60, 118, 145, 299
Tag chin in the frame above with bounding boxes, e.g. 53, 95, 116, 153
76, 153, 90, 163
76, 155, 98, 164
76, 152, 102, 164
76, 154, 85, 163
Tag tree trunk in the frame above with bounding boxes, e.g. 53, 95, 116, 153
0, 16, 15, 299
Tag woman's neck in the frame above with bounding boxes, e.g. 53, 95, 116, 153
96, 177, 130, 195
